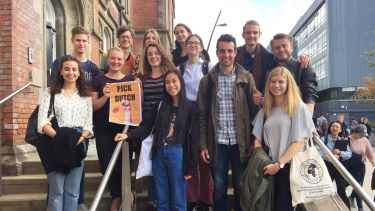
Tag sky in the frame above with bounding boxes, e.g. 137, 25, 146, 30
174, 0, 315, 63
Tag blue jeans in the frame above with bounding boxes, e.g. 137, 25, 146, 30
147, 176, 157, 204
152, 144, 186, 211
47, 162, 83, 211
212, 144, 246, 211
350, 162, 366, 209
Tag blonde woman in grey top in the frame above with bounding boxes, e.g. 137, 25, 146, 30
252, 67, 314, 211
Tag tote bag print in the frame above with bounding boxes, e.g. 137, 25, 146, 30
290, 142, 334, 206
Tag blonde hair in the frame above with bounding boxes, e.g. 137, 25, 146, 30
263, 66, 303, 117
106, 47, 124, 60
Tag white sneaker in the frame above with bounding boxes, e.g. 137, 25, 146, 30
77, 204, 89, 211
349, 197, 356, 208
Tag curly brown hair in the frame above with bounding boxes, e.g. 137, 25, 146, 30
50, 55, 91, 97
142, 43, 175, 77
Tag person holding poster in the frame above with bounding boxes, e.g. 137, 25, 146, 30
91, 47, 136, 211
115, 70, 199, 211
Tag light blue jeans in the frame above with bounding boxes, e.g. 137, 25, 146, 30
47, 161, 83, 211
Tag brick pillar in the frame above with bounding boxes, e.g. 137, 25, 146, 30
0, 0, 42, 175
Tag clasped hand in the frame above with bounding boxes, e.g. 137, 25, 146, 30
114, 133, 128, 142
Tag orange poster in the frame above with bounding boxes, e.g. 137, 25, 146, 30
109, 81, 142, 126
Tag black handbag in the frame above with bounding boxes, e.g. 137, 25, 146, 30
25, 94, 57, 146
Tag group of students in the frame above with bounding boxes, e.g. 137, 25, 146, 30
36, 19, 372, 211
37, 23, 216, 211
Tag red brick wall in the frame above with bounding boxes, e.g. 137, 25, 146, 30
0, 0, 41, 146
130, 0, 158, 30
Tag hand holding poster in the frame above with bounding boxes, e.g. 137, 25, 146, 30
109, 81, 142, 126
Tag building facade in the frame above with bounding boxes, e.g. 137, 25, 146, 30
290, 0, 375, 123
0, 0, 175, 175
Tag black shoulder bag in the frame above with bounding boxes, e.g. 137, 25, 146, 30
25, 94, 58, 146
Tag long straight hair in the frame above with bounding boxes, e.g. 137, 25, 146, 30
154, 69, 188, 138
263, 66, 302, 117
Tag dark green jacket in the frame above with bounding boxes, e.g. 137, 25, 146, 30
197, 63, 258, 166
240, 148, 274, 211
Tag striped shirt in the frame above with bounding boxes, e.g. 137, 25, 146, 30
142, 75, 164, 113
216, 68, 237, 145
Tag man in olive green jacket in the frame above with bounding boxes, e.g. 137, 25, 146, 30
197, 34, 258, 211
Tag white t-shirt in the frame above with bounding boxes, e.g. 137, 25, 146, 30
252, 104, 314, 161
178, 59, 214, 101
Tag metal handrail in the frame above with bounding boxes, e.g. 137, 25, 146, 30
313, 136, 375, 210
0, 82, 41, 196
90, 125, 131, 211
0, 83, 40, 105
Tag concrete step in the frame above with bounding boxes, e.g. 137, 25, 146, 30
2, 172, 104, 194
0, 191, 113, 211
22, 158, 101, 175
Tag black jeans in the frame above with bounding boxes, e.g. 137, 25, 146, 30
274, 164, 294, 211
95, 128, 123, 198
325, 161, 350, 209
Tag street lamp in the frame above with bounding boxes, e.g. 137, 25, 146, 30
206, 10, 227, 51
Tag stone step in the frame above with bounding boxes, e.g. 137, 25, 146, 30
2, 172, 104, 194
22, 158, 101, 175
0, 191, 113, 211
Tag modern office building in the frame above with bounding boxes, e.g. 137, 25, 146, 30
290, 0, 375, 123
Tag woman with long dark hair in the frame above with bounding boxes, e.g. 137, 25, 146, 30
316, 120, 352, 209
38, 55, 93, 211
115, 70, 198, 211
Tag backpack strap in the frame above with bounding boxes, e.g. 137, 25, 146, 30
324, 135, 329, 145
47, 94, 55, 118
180, 62, 187, 76
202, 60, 209, 75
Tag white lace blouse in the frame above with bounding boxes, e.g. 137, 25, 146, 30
37, 88, 93, 136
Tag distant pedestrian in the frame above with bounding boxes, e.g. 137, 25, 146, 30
337, 114, 349, 137
317, 113, 328, 136
359, 116, 372, 137
346, 124, 375, 210
316, 121, 352, 209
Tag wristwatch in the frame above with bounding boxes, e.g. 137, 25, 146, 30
277, 161, 285, 169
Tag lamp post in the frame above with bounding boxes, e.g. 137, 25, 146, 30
206, 10, 227, 51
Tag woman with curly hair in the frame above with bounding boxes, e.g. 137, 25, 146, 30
140, 42, 175, 210
37, 55, 93, 211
